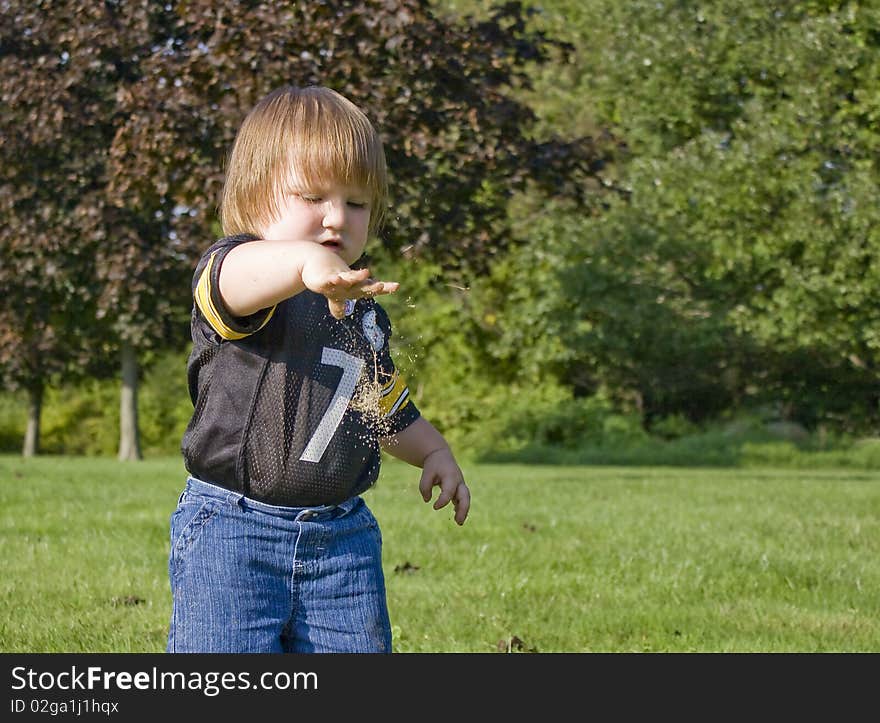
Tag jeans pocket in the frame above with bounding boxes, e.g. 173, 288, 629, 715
169, 498, 222, 580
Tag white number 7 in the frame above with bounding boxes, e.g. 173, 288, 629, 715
299, 347, 365, 463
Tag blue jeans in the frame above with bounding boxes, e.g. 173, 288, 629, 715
166, 476, 392, 653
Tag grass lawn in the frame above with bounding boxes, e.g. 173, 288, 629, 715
0, 455, 877, 652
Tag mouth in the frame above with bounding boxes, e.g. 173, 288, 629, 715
320, 239, 343, 251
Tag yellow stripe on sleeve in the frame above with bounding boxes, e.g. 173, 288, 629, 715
195, 252, 275, 340
378, 370, 411, 418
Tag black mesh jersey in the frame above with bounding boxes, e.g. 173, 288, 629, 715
181, 234, 421, 507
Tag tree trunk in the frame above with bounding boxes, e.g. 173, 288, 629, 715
22, 383, 42, 457
118, 341, 142, 461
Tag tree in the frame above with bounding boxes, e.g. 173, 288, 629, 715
481, 0, 880, 429
0, 0, 116, 455
109, 0, 608, 277
1, 0, 608, 455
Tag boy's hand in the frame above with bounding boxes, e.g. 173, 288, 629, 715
419, 447, 470, 525
302, 264, 399, 319
323, 268, 400, 319
378, 404, 469, 525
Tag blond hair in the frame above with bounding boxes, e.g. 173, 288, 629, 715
219, 86, 388, 237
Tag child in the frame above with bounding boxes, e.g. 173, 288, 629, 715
167, 85, 470, 653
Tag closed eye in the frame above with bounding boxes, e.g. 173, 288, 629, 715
291, 190, 367, 208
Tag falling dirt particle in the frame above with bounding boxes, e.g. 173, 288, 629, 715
111, 595, 145, 607
522, 523, 537, 533
497, 635, 538, 653
394, 561, 420, 574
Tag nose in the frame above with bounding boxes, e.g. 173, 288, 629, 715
321, 198, 346, 230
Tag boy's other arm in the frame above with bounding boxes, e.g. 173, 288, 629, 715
218, 239, 398, 319
380, 417, 470, 525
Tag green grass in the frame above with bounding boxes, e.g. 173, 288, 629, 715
1, 455, 878, 652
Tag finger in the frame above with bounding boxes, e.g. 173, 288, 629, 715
432, 482, 456, 511
336, 268, 371, 285
418, 470, 435, 502
323, 269, 369, 295
452, 484, 470, 525
360, 280, 400, 297
327, 298, 347, 319
433, 472, 467, 511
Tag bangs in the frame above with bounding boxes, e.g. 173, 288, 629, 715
221, 86, 388, 237
285, 102, 386, 196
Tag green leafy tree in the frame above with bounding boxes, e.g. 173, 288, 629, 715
482, 0, 880, 429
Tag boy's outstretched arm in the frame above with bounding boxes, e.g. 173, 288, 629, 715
380, 417, 470, 525
219, 239, 398, 319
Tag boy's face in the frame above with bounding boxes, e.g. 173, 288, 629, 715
262, 175, 372, 266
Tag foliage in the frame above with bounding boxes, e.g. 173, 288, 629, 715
466, 199, 746, 423
135, 350, 193, 457
5, 0, 880, 450
372, 253, 495, 454
458, 0, 880, 431
40, 381, 119, 457
0, 1, 115, 399
742, 437, 880, 469
0, 1, 192, 364
0, 351, 191, 457
4, 355, 880, 469
0, 391, 27, 451
0, 0, 610, 454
